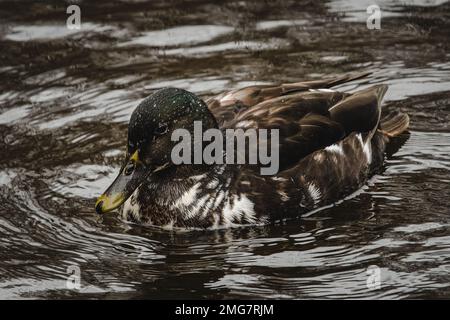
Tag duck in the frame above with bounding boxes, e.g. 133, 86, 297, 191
95, 72, 409, 229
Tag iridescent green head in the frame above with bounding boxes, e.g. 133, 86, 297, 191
95, 87, 217, 214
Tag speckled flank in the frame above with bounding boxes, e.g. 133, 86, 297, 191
278, 190, 290, 202
121, 188, 142, 222
172, 182, 200, 209
307, 182, 322, 205
206, 179, 219, 189
222, 194, 257, 226
213, 190, 226, 209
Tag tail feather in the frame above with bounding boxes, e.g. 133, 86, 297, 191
380, 112, 410, 137
329, 84, 387, 137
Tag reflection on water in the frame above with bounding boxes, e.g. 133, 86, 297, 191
0, 0, 449, 299
120, 25, 234, 47
158, 39, 290, 57
5, 23, 116, 41
327, 0, 448, 21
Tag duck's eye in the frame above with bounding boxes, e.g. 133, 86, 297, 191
154, 123, 168, 136
124, 161, 135, 176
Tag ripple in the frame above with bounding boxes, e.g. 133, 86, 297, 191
0, 0, 449, 300
5, 23, 116, 42
120, 25, 234, 47
159, 39, 290, 57
255, 19, 308, 30
385, 131, 450, 174
0, 105, 31, 124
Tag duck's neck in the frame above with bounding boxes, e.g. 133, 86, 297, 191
121, 163, 233, 228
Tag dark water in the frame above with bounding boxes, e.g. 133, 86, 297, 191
0, 0, 449, 299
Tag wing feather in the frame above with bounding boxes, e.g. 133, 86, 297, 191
205, 74, 389, 173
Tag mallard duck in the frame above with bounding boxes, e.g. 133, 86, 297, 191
95, 72, 409, 229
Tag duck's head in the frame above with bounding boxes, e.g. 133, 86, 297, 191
95, 87, 217, 214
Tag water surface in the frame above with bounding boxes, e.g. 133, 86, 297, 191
0, 0, 449, 299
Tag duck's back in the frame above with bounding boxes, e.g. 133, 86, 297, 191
206, 73, 408, 173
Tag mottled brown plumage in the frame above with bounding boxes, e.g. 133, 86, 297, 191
206, 73, 398, 173
206, 72, 369, 126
